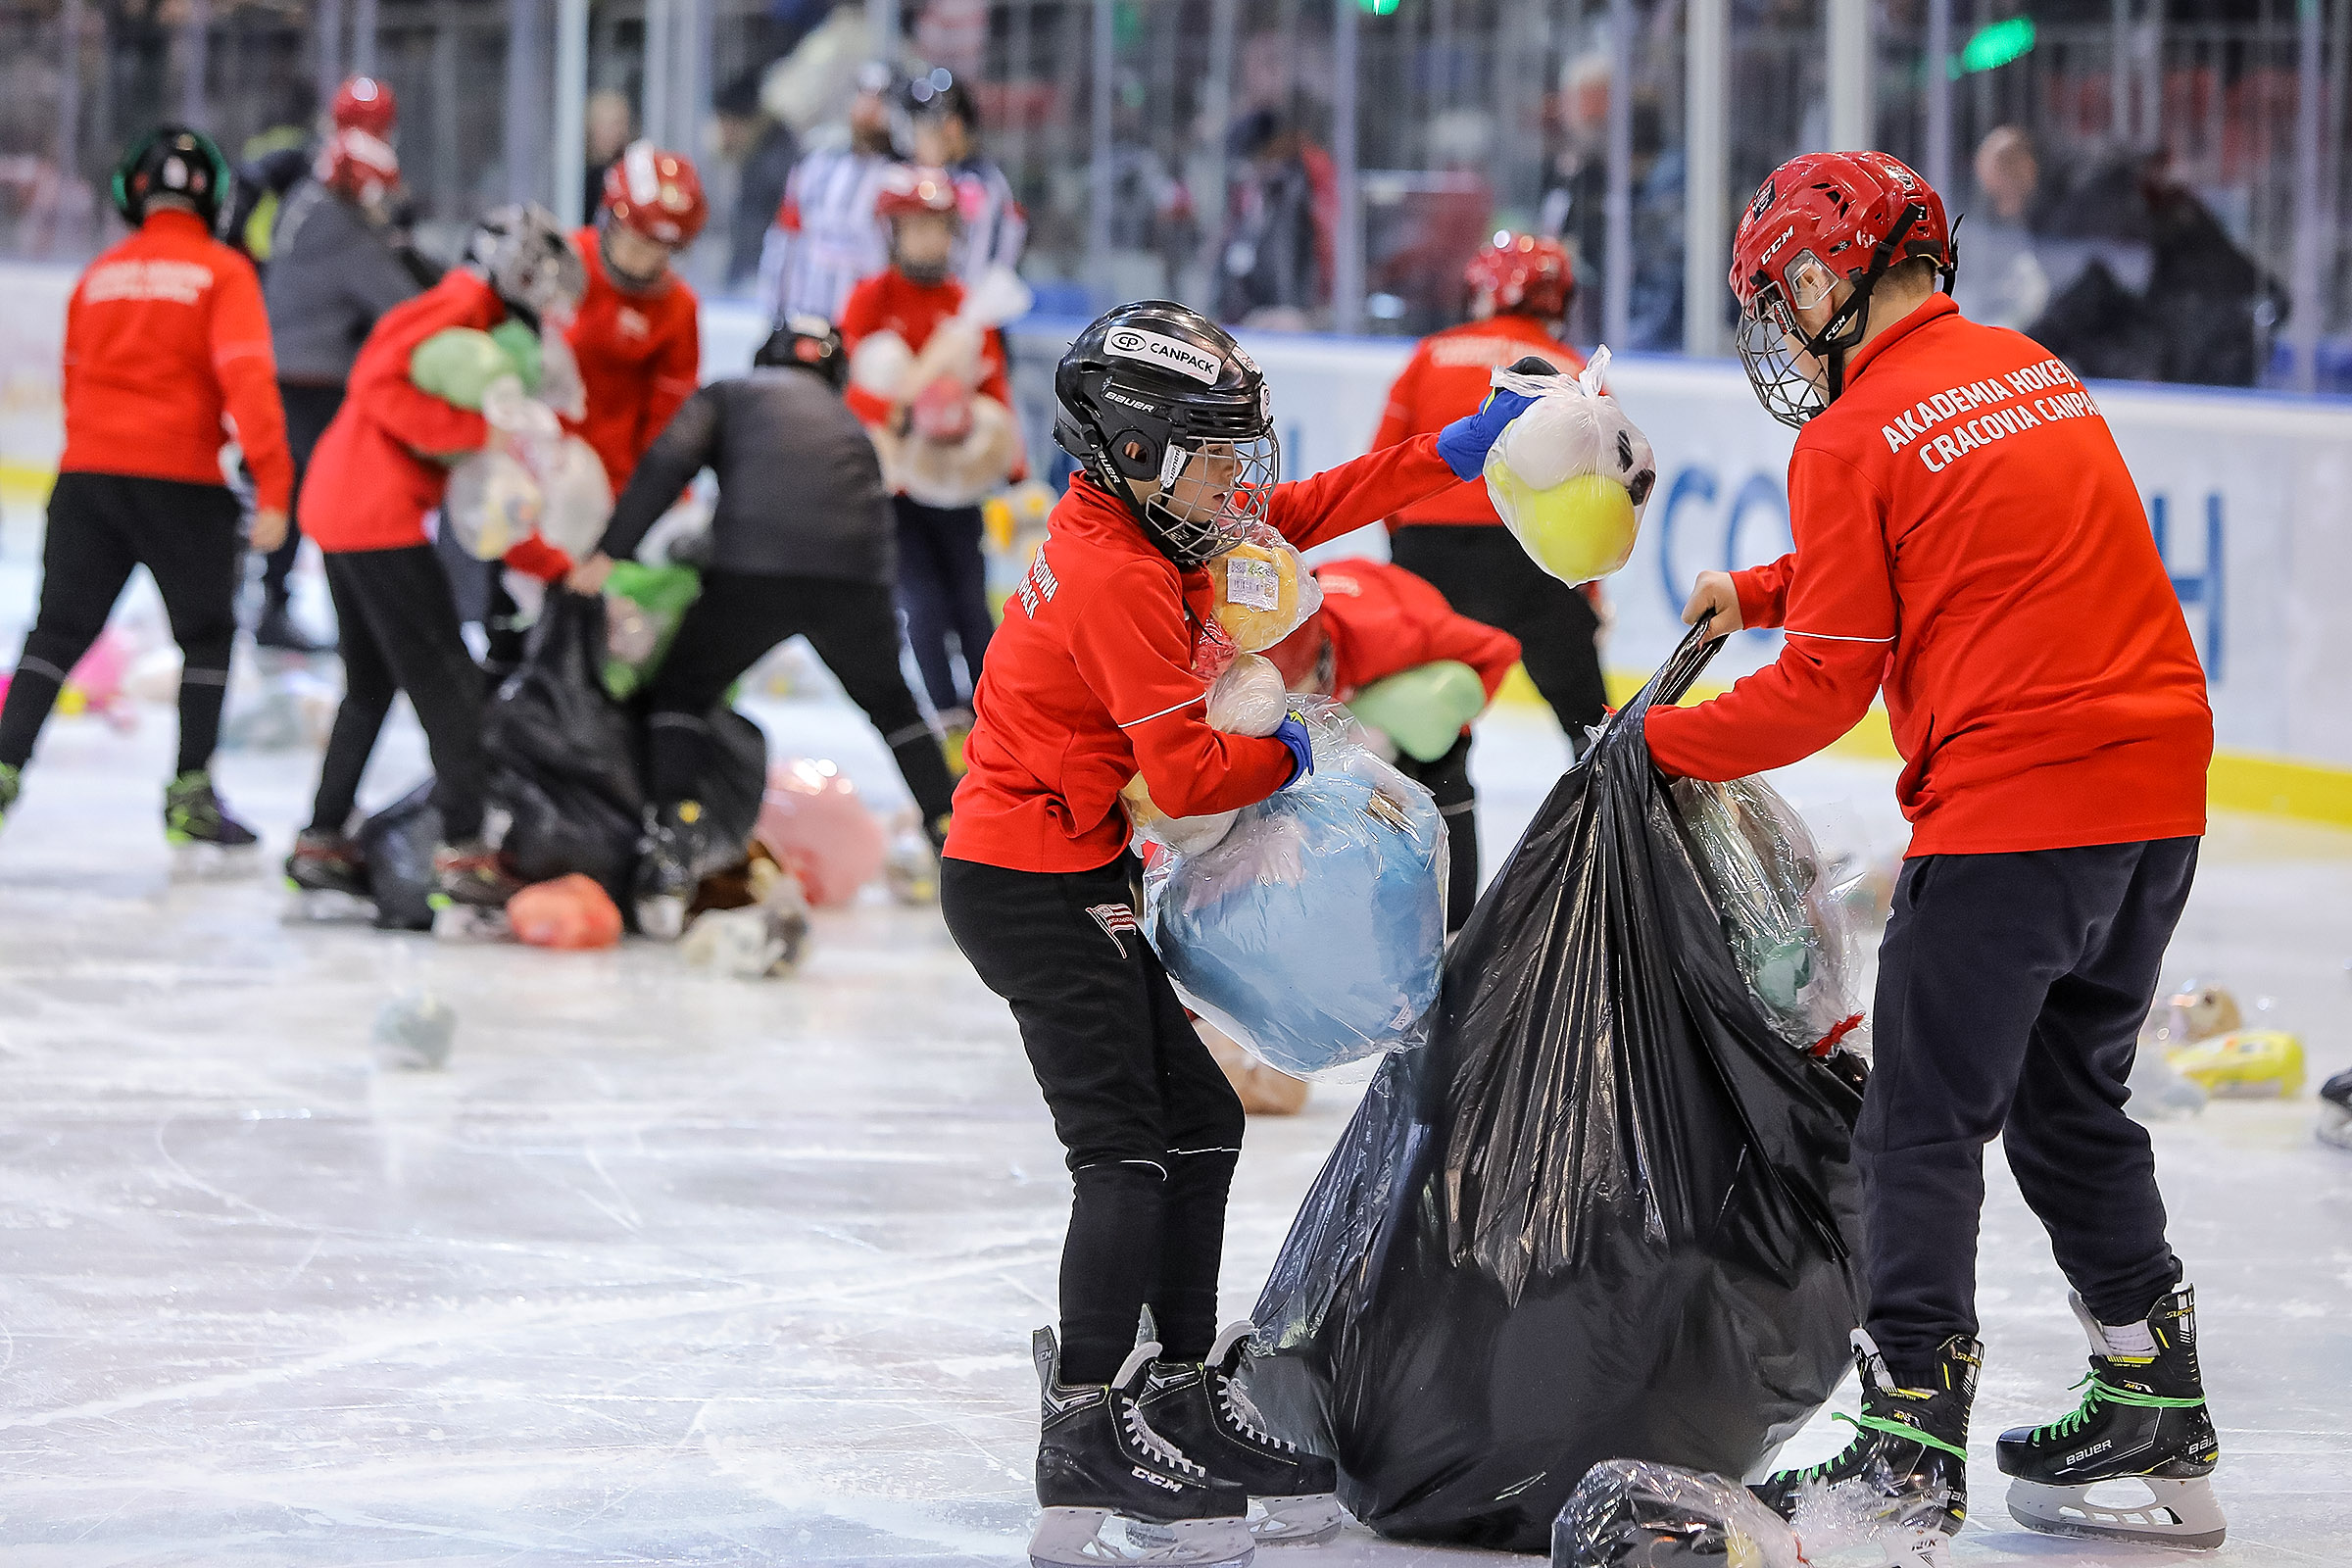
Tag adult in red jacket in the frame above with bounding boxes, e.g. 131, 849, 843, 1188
1653, 154, 2223, 1552
564, 143, 707, 496
1264, 558, 1517, 928
1377, 232, 1607, 749
288, 206, 586, 908
938, 302, 1531, 1565
0, 128, 291, 854
838, 166, 1020, 740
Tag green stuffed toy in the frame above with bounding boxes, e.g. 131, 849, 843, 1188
1347, 660, 1488, 761
602, 563, 704, 700
409, 323, 543, 411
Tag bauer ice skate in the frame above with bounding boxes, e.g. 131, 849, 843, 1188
1030, 1327, 1254, 1568
1752, 1329, 1978, 1564
283, 829, 374, 920
1997, 1285, 2226, 1549
165, 770, 261, 875
1136, 1323, 1344, 1546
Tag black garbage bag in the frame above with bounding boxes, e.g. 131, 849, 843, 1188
1245, 622, 1868, 1551
484, 591, 643, 901
358, 778, 441, 932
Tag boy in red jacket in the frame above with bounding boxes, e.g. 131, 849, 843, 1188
1648, 154, 2223, 1551
838, 166, 1018, 741
1263, 558, 1519, 929
565, 142, 706, 496
287, 206, 585, 907
0, 127, 290, 854
1377, 233, 1608, 749
941, 302, 1534, 1566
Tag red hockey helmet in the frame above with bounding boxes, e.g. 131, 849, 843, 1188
1728, 151, 1956, 427
1465, 231, 1574, 321
602, 141, 709, 247
317, 125, 400, 206
875, 164, 961, 221
331, 75, 399, 138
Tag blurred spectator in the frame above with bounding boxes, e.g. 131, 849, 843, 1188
760, 0, 894, 139
1622, 98, 1684, 352
1540, 51, 1610, 345
760, 61, 901, 323
718, 73, 800, 289
2140, 160, 2289, 387
1951, 126, 2049, 330
905, 69, 1026, 284
583, 89, 635, 220
1214, 106, 1335, 328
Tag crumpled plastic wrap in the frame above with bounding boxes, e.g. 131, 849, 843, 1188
1552, 1459, 1953, 1568
1242, 621, 1866, 1550
1143, 701, 1446, 1080
1206, 522, 1324, 656
1672, 775, 1864, 1056
1483, 348, 1657, 586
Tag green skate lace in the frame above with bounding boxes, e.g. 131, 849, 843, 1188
1784, 1409, 1968, 1481
2031, 1371, 2207, 1443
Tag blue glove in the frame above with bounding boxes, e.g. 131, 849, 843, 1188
1435, 384, 1541, 480
1272, 711, 1315, 790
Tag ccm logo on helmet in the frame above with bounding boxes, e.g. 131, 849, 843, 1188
1106, 327, 1222, 385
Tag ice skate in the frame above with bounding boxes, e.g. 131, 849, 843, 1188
1136, 1323, 1344, 1545
431, 838, 520, 909
1030, 1327, 1254, 1568
2317, 1068, 2352, 1151
254, 601, 331, 655
1752, 1329, 1977, 1549
165, 770, 262, 876
1997, 1285, 2226, 1549
0, 762, 19, 833
283, 829, 374, 920
634, 800, 718, 940
883, 814, 943, 905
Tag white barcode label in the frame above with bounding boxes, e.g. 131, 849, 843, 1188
1226, 556, 1280, 612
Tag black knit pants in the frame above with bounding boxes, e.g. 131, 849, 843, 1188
1390, 523, 1606, 739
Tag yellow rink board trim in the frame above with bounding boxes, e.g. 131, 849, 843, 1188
1493, 663, 2352, 829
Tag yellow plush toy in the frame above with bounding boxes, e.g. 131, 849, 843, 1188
1211, 540, 1307, 651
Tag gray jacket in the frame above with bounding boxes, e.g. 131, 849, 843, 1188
265, 178, 422, 384
599, 368, 896, 586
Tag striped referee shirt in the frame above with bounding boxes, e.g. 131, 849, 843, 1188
758, 145, 894, 324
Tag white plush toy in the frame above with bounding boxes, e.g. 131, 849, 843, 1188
1483, 347, 1658, 586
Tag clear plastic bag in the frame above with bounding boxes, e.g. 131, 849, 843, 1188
1483, 347, 1657, 586
1553, 1459, 1952, 1568
1206, 522, 1324, 655
1143, 701, 1447, 1079
1673, 775, 1864, 1056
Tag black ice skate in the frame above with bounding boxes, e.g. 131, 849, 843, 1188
2317, 1068, 2352, 1151
1030, 1327, 1254, 1568
1752, 1330, 1978, 1564
284, 829, 374, 920
1137, 1323, 1343, 1545
634, 800, 719, 940
1997, 1285, 2226, 1549
254, 601, 330, 655
431, 838, 519, 910
164, 770, 261, 875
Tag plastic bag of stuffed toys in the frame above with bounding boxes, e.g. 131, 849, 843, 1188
1141, 699, 1447, 1080
1483, 348, 1657, 586
1552, 1459, 1953, 1568
1671, 776, 1865, 1058
850, 264, 1032, 508
422, 323, 611, 565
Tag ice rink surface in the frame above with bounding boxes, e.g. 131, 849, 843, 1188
2, 655, 2348, 1565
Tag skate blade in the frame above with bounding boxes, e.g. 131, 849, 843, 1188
2318, 1104, 2352, 1151
1134, 1495, 1343, 1548
283, 887, 375, 924
170, 842, 262, 880
636, 895, 687, 942
2006, 1477, 2227, 1550
1030, 1507, 1254, 1567
431, 904, 513, 943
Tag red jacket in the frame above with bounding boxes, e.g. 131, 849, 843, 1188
300, 270, 498, 554
61, 209, 293, 512
1644, 295, 2211, 857
945, 436, 1462, 873
837, 268, 1013, 429
1371, 315, 1584, 528
1268, 559, 1522, 704
564, 227, 701, 494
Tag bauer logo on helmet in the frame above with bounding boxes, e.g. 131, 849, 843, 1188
1105, 328, 1222, 385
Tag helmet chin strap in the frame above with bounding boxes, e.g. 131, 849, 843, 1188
1793, 204, 1926, 408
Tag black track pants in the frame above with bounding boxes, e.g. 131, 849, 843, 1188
0, 472, 240, 777
264, 382, 343, 608
1395, 730, 1478, 931
942, 853, 1246, 1382
640, 571, 956, 832
1390, 523, 1606, 740
893, 496, 994, 718
311, 545, 488, 839
1861, 838, 2197, 1373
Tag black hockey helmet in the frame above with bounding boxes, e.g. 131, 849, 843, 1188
112, 125, 233, 233
755, 314, 846, 387
1054, 301, 1276, 567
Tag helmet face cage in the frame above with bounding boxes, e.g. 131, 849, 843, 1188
1146, 430, 1279, 565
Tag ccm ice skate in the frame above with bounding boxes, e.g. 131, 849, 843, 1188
1997, 1285, 2226, 1549
164, 770, 261, 874
284, 829, 374, 921
1030, 1327, 1254, 1568
1752, 1330, 1978, 1565
1136, 1323, 1344, 1545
